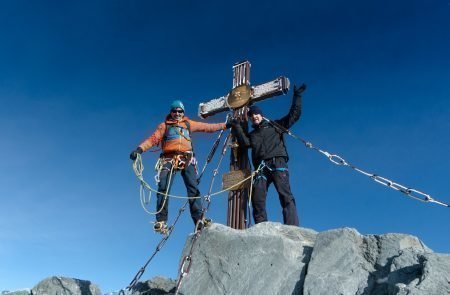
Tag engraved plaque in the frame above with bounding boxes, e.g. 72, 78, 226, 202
226, 85, 252, 109
222, 169, 251, 190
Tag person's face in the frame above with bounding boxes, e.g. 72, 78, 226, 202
250, 113, 263, 125
171, 108, 184, 121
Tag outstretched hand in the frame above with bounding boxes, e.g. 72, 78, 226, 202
129, 147, 143, 160
294, 83, 307, 95
226, 117, 241, 129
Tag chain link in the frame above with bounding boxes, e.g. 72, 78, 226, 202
263, 117, 449, 209
124, 201, 188, 292
173, 132, 233, 294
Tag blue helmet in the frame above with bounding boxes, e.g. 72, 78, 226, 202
170, 100, 185, 111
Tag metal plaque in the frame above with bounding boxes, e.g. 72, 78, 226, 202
222, 169, 251, 190
226, 84, 252, 109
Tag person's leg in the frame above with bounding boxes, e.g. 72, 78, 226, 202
271, 158, 300, 226
156, 162, 175, 223
181, 164, 202, 225
252, 171, 270, 224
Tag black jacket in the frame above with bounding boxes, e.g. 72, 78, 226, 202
232, 91, 302, 168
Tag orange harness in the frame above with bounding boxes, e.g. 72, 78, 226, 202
161, 152, 193, 170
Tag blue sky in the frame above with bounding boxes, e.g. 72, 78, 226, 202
1, 0, 449, 292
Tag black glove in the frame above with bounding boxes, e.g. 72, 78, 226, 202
129, 147, 143, 160
294, 83, 307, 96
226, 118, 240, 129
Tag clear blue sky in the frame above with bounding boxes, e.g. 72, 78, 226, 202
1, 0, 449, 292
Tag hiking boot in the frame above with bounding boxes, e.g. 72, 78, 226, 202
195, 218, 212, 233
154, 221, 168, 234
204, 218, 212, 227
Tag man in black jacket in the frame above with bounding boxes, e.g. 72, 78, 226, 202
231, 84, 306, 226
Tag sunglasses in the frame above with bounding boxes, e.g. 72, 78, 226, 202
171, 109, 184, 114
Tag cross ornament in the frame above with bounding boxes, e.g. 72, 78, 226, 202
198, 61, 290, 229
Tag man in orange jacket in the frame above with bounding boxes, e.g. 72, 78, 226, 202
130, 100, 228, 233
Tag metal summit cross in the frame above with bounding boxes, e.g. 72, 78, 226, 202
198, 61, 290, 229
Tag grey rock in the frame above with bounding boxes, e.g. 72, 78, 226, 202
31, 276, 101, 295
176, 223, 450, 295
131, 276, 176, 295
302, 228, 435, 295
177, 222, 317, 295
1, 291, 30, 295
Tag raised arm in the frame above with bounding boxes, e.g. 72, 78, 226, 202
275, 84, 306, 129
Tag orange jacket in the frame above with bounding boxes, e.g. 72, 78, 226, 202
139, 115, 226, 154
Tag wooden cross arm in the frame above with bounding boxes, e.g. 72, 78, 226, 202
251, 76, 290, 104
198, 76, 290, 118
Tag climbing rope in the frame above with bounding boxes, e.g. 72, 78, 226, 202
263, 117, 449, 208
132, 152, 260, 203
134, 154, 176, 216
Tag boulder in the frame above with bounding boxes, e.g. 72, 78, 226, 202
177, 222, 317, 295
131, 276, 176, 295
31, 276, 101, 295
175, 223, 450, 295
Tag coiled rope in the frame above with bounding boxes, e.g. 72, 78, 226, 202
132, 153, 263, 212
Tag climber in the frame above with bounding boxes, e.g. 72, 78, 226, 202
231, 84, 306, 226
130, 100, 231, 233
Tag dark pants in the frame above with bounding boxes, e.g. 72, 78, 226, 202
156, 162, 202, 225
252, 157, 300, 226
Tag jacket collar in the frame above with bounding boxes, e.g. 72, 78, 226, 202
165, 114, 189, 125
252, 120, 269, 129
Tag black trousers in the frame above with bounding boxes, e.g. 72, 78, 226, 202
252, 157, 300, 226
156, 162, 202, 225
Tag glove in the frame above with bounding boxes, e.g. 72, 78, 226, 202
226, 118, 240, 129
294, 83, 307, 96
129, 147, 143, 160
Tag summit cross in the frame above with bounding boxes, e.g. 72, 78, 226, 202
198, 60, 290, 229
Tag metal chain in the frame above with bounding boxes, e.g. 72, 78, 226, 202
197, 114, 231, 183
263, 117, 449, 208
174, 132, 233, 294
123, 200, 188, 292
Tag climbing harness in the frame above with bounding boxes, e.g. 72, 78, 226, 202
262, 117, 450, 208
135, 151, 199, 217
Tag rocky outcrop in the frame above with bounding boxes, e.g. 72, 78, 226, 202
302, 228, 446, 295
130, 276, 176, 295
31, 276, 101, 295
6, 223, 450, 295
174, 222, 450, 295
1, 291, 30, 295
177, 222, 316, 295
